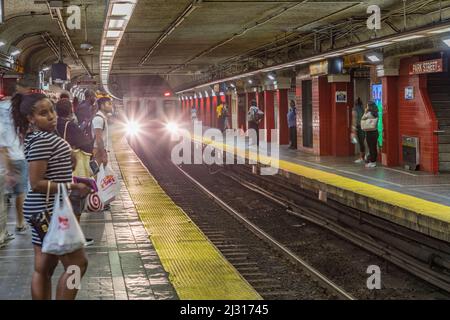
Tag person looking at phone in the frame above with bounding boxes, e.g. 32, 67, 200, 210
11, 93, 91, 300
92, 97, 112, 167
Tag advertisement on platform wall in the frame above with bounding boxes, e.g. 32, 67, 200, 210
335, 91, 347, 103
405, 86, 414, 100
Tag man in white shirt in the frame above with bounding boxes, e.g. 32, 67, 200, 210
92, 97, 113, 166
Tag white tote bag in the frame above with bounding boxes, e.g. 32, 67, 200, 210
96, 164, 120, 205
42, 184, 86, 255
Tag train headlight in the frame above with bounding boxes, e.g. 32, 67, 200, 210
166, 122, 178, 133
126, 120, 141, 136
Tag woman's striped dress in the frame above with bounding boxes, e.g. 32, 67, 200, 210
23, 131, 73, 246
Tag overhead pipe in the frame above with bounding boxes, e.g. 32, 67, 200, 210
139, 0, 202, 66
47, 3, 92, 77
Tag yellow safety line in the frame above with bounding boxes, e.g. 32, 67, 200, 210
193, 135, 450, 224
112, 134, 262, 300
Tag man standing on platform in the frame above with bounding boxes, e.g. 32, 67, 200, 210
247, 99, 263, 147
287, 100, 297, 149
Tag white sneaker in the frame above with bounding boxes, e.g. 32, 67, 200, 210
365, 162, 377, 168
354, 159, 364, 164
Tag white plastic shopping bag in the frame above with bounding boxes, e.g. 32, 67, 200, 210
96, 164, 120, 205
42, 184, 86, 255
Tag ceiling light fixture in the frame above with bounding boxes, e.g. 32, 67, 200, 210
106, 30, 121, 38
367, 55, 381, 62
442, 38, 450, 47
10, 50, 20, 56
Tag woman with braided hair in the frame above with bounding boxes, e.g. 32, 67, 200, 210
11, 93, 92, 300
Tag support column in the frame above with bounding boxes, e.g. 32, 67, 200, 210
256, 91, 265, 129
200, 97, 204, 124
381, 76, 400, 167
330, 81, 353, 156
212, 95, 218, 128
264, 91, 275, 142
277, 89, 289, 145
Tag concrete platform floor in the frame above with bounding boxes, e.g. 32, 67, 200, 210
0, 151, 177, 300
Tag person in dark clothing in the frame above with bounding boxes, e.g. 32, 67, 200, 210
361, 101, 379, 168
75, 89, 97, 130
351, 97, 366, 164
56, 100, 92, 154
287, 100, 297, 149
55, 99, 94, 246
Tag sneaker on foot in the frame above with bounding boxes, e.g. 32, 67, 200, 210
354, 158, 364, 164
15, 225, 28, 235
365, 162, 377, 168
85, 238, 94, 247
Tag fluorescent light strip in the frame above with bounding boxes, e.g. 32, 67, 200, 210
392, 35, 425, 42
106, 30, 121, 38
366, 41, 394, 48
103, 45, 115, 51
428, 27, 450, 34
108, 19, 125, 29
111, 3, 134, 17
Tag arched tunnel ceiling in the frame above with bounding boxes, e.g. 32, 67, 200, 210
1, 1, 450, 96
0, 0, 106, 80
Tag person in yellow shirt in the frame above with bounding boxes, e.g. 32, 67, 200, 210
216, 100, 224, 130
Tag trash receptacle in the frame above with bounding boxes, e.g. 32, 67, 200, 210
402, 136, 420, 170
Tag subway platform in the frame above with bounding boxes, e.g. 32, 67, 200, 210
0, 130, 260, 300
191, 129, 450, 243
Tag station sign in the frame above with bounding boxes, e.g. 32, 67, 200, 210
309, 60, 328, 76
409, 59, 443, 75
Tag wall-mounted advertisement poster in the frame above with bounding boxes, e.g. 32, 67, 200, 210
335, 91, 347, 103
405, 86, 414, 100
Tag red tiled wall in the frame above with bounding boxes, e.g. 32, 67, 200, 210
397, 57, 438, 173
318, 76, 332, 155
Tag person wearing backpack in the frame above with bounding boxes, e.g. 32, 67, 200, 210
247, 100, 263, 147
92, 97, 112, 167
76, 89, 96, 131
360, 101, 379, 168
222, 103, 230, 131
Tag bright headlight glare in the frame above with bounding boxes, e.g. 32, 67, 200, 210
125, 120, 141, 135
166, 122, 178, 133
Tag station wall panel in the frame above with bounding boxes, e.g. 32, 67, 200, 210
397, 57, 438, 173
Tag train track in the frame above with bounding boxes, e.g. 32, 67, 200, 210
175, 164, 355, 300
220, 164, 450, 294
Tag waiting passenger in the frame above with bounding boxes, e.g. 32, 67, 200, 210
221, 103, 230, 132
287, 100, 297, 149
11, 93, 91, 300
0, 95, 29, 235
247, 100, 263, 147
92, 97, 112, 167
55, 99, 95, 246
76, 89, 97, 132
351, 97, 366, 164
216, 100, 224, 130
191, 105, 198, 123
361, 101, 379, 168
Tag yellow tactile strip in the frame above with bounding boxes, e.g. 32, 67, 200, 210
193, 136, 450, 229
112, 135, 262, 300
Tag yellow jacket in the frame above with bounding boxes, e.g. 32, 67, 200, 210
216, 104, 223, 118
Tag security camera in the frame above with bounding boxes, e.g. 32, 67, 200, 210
80, 43, 93, 51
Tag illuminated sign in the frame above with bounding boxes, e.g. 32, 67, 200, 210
309, 60, 328, 76
410, 59, 443, 75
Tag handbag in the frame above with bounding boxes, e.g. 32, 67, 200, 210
29, 181, 52, 242
42, 183, 86, 255
360, 113, 378, 131
64, 121, 92, 178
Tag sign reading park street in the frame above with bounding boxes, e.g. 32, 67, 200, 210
410, 59, 443, 75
